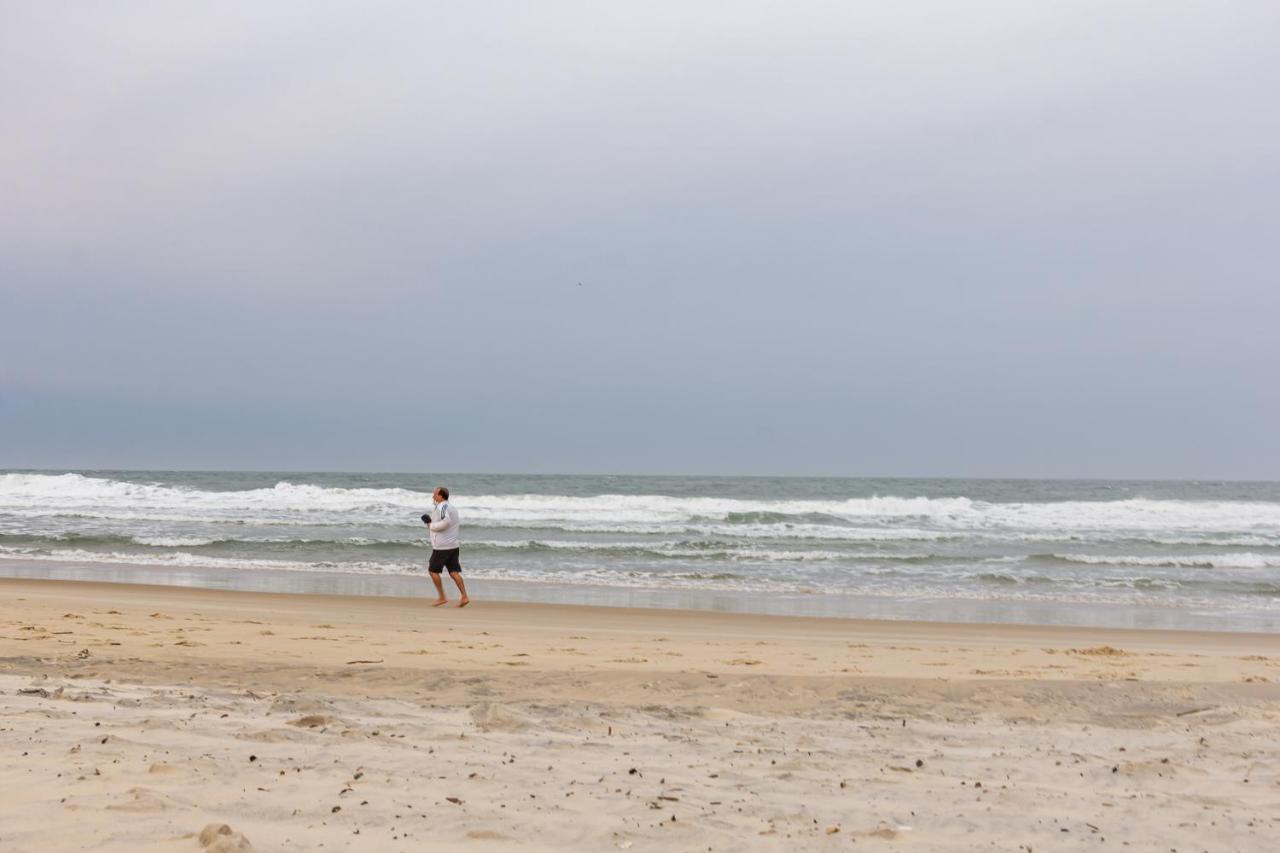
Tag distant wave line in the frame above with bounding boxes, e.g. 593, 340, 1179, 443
5, 474, 1280, 533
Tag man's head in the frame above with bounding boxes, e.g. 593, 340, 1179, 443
433, 486, 450, 504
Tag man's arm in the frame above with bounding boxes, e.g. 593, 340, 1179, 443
428, 507, 455, 532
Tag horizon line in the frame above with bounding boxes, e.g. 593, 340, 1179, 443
3, 466, 1277, 486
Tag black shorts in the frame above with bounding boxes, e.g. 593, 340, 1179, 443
428, 548, 462, 574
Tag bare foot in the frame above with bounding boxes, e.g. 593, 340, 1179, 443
457, 597, 470, 608
432, 599, 449, 607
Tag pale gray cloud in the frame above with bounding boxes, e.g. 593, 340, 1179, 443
2, 1, 1278, 477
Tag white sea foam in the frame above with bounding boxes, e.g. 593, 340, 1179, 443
4, 474, 1280, 538
4, 545, 1272, 609
454, 522, 960, 542
1051, 553, 1280, 570
131, 536, 217, 547
0, 545, 402, 575
465, 539, 880, 562
0, 544, 863, 587
1142, 535, 1279, 548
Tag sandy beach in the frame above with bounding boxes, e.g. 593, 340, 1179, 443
2, 577, 1278, 851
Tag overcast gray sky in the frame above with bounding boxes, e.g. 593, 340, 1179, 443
2, 1, 1277, 478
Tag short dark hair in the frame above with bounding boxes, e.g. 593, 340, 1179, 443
435, 486, 450, 500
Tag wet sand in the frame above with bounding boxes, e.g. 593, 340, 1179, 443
2, 577, 1278, 851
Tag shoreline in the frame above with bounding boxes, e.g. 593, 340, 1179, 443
3, 576, 1279, 851
6, 557, 1277, 634
3, 576, 1279, 684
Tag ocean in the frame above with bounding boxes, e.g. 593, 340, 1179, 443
2, 470, 1278, 631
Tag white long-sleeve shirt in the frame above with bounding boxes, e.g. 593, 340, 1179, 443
427, 501, 460, 550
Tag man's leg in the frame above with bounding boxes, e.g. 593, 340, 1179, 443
429, 571, 448, 606
449, 572, 469, 608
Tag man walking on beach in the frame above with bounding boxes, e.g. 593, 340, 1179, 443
423, 486, 469, 607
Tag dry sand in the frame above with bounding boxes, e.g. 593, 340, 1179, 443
1, 577, 1278, 851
